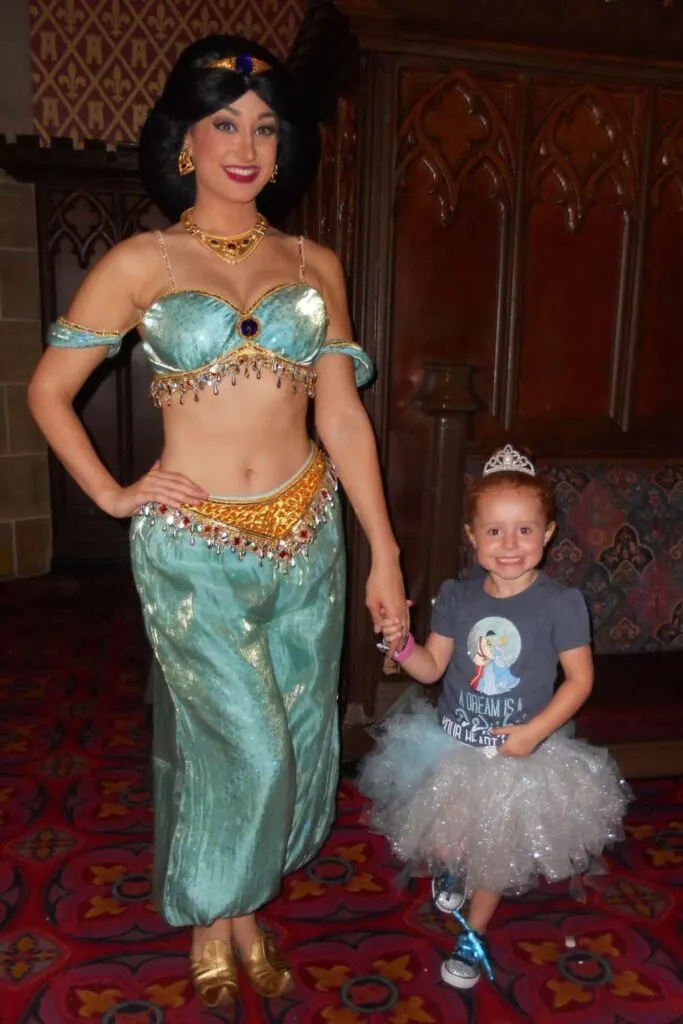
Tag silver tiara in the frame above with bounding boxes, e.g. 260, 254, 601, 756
483, 444, 535, 477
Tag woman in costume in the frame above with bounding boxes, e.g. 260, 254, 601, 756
28, 29, 407, 1008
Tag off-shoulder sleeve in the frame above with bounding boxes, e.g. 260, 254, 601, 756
47, 317, 127, 359
317, 338, 374, 387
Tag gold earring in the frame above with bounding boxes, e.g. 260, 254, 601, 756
178, 147, 195, 176
269, 164, 278, 183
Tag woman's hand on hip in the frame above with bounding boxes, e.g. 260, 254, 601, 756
100, 461, 208, 518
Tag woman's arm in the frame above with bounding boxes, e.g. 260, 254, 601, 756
312, 245, 407, 636
28, 235, 207, 517
30, 344, 127, 512
315, 360, 397, 558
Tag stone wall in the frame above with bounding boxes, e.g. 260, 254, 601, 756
0, 0, 51, 578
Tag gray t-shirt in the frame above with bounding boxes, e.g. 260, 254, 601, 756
431, 572, 590, 750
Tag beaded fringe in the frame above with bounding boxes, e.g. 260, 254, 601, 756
136, 466, 337, 573
149, 347, 317, 406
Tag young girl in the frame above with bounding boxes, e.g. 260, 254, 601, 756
358, 444, 630, 990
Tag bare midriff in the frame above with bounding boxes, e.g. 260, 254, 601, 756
158, 371, 312, 497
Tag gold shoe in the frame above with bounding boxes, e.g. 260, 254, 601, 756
190, 938, 238, 1007
240, 933, 294, 998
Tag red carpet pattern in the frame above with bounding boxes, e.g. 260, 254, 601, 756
1, 573, 682, 1023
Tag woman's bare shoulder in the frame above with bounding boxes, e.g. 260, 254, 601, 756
99, 231, 167, 272
66, 232, 169, 327
300, 237, 340, 266
301, 239, 347, 298
275, 232, 346, 287
268, 228, 338, 264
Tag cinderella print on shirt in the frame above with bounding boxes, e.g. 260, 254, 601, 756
441, 616, 524, 748
467, 617, 521, 696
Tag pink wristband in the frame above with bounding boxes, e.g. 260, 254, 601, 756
392, 632, 415, 662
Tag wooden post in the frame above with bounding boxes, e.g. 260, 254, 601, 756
413, 362, 479, 638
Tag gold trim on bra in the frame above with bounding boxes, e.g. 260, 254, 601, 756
136, 447, 336, 571
149, 342, 317, 406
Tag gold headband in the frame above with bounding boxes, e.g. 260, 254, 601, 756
206, 55, 272, 75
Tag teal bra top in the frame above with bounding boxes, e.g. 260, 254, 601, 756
48, 233, 374, 406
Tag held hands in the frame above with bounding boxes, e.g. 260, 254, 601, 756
490, 722, 544, 758
366, 558, 409, 657
380, 614, 405, 647
378, 600, 414, 656
101, 461, 208, 518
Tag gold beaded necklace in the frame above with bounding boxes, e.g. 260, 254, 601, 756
180, 208, 268, 265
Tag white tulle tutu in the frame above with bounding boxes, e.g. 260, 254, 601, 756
357, 687, 631, 896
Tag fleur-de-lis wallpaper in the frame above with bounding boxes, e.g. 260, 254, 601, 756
29, 0, 306, 144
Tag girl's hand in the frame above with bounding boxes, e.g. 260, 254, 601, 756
381, 597, 414, 642
381, 616, 404, 644
490, 723, 542, 758
101, 461, 208, 518
366, 559, 408, 656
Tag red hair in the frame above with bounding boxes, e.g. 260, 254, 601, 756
465, 471, 556, 525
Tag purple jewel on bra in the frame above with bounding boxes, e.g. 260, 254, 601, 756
239, 317, 260, 338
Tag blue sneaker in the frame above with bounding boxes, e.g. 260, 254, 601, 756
440, 916, 494, 990
431, 872, 465, 915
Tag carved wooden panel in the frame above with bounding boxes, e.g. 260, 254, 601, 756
338, 0, 683, 63
389, 66, 522, 596
514, 81, 645, 442
348, 54, 683, 732
296, 99, 358, 276
631, 88, 683, 434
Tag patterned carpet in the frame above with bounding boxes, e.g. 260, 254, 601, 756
1, 571, 682, 1024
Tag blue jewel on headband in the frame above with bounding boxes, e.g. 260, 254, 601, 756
206, 55, 273, 76
236, 53, 254, 75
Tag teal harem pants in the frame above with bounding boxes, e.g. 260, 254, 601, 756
129, 454, 345, 927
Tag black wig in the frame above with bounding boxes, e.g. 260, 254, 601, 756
139, 34, 321, 224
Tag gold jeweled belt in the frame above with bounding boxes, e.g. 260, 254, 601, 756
136, 447, 336, 571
